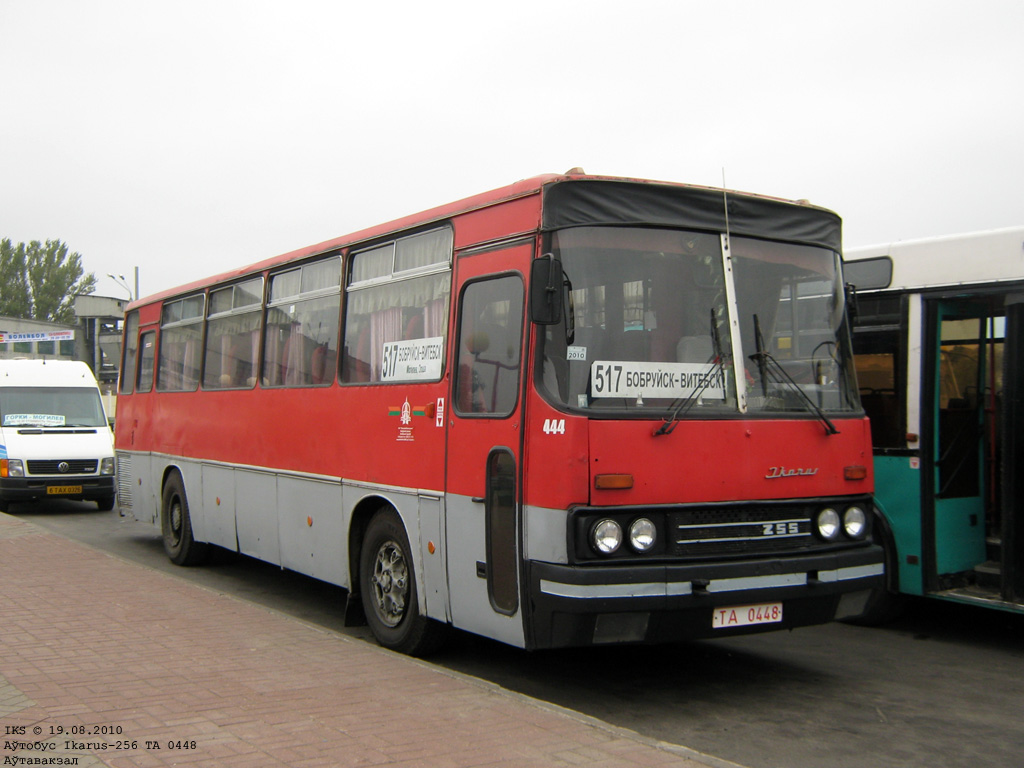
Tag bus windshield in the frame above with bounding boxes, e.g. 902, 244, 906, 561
0, 387, 108, 428
539, 226, 860, 417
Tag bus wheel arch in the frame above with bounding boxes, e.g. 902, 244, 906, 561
160, 468, 209, 567
355, 503, 446, 655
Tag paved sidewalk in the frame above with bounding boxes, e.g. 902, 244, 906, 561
0, 512, 734, 768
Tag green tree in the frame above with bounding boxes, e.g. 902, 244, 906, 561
0, 239, 32, 317
0, 238, 97, 323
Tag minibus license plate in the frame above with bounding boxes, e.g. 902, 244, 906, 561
47, 485, 82, 495
712, 602, 783, 629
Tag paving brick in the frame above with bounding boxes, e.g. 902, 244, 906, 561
0, 512, 721, 768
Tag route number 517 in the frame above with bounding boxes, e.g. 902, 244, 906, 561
592, 364, 623, 395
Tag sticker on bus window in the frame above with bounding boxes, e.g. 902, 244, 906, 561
381, 336, 444, 382
590, 361, 725, 400
4, 413, 66, 427
567, 345, 587, 361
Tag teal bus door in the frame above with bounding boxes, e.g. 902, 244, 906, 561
922, 300, 990, 591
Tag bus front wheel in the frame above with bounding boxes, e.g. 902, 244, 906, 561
161, 473, 208, 566
358, 509, 446, 656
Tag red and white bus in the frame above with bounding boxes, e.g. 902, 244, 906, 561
115, 171, 883, 654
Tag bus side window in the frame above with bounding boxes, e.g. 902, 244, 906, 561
853, 332, 902, 449
263, 260, 341, 388
456, 276, 524, 416
137, 331, 156, 393
342, 229, 452, 385
204, 279, 263, 389
157, 295, 204, 392
120, 312, 140, 395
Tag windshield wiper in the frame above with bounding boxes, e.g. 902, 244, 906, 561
748, 314, 839, 436
654, 308, 724, 437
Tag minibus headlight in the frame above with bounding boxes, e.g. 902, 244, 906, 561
2, 459, 24, 478
628, 518, 657, 552
100, 457, 116, 476
843, 506, 867, 539
816, 508, 841, 541
591, 519, 622, 554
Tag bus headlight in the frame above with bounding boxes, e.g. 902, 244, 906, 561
629, 518, 657, 552
1, 459, 24, 478
816, 508, 841, 541
100, 457, 116, 476
843, 506, 867, 539
591, 519, 623, 554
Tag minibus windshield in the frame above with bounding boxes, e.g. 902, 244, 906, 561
0, 387, 107, 427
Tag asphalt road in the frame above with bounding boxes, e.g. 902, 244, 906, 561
15, 499, 1024, 768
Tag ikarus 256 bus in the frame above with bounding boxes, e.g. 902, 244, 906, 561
115, 171, 884, 654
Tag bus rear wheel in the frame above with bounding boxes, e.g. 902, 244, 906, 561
161, 473, 208, 566
359, 509, 446, 656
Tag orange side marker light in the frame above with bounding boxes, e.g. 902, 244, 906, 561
594, 473, 634, 490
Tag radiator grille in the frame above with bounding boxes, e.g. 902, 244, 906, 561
669, 506, 816, 557
26, 459, 98, 475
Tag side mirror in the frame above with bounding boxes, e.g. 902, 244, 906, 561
530, 255, 563, 325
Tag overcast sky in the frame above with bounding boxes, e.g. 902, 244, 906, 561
2, 0, 1022, 301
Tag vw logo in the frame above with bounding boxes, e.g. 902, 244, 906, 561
58, 462, 70, 473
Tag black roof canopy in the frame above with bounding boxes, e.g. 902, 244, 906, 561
541, 179, 842, 252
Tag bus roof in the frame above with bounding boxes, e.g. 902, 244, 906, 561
844, 225, 1024, 293
129, 171, 839, 310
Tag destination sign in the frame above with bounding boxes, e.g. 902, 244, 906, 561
590, 361, 725, 399
381, 336, 444, 382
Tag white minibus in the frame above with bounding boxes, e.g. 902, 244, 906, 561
0, 360, 116, 511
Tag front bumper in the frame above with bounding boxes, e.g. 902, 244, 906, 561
526, 544, 884, 649
0, 476, 116, 503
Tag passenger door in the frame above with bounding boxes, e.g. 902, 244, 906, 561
924, 300, 989, 586
445, 249, 528, 646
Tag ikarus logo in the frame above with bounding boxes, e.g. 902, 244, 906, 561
765, 466, 819, 479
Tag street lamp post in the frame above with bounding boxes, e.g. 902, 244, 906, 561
107, 273, 133, 301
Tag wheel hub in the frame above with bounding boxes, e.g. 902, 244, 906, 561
371, 541, 408, 628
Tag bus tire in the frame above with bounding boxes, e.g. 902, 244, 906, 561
359, 508, 446, 656
161, 473, 208, 566
97, 495, 116, 512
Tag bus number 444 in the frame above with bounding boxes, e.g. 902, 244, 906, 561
543, 419, 566, 435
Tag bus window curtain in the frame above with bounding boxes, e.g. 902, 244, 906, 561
370, 307, 403, 381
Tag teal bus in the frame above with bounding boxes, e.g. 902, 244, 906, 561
845, 226, 1024, 619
